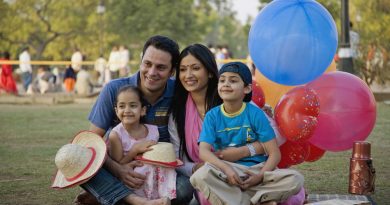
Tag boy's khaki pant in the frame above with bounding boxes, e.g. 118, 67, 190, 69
190, 161, 304, 205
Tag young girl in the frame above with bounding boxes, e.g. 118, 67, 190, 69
109, 85, 175, 204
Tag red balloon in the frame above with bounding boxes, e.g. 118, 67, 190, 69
305, 143, 326, 162
275, 86, 320, 142
278, 140, 309, 168
252, 80, 265, 108
307, 71, 377, 151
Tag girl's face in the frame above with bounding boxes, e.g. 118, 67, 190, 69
218, 72, 251, 102
179, 54, 210, 94
115, 91, 146, 126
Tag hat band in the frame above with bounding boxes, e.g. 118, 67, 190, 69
65, 147, 96, 182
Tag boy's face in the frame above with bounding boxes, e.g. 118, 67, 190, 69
218, 72, 251, 102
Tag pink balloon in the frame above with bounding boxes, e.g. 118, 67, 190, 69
307, 71, 376, 151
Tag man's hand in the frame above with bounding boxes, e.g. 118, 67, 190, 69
240, 170, 263, 190
117, 161, 146, 189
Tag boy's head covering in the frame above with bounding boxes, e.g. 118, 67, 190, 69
219, 62, 253, 102
51, 131, 107, 189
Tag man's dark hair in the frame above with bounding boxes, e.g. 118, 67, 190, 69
142, 35, 180, 71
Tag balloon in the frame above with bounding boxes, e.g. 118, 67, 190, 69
305, 143, 326, 162
248, 0, 338, 85
252, 80, 265, 108
253, 60, 336, 108
307, 71, 377, 151
278, 140, 309, 168
254, 70, 294, 108
280, 187, 306, 205
275, 86, 320, 142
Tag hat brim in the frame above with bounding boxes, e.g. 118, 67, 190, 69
51, 131, 107, 189
135, 156, 183, 168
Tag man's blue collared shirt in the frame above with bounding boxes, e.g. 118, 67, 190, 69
88, 72, 174, 142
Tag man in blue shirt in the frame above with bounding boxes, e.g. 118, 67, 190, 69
76, 35, 194, 205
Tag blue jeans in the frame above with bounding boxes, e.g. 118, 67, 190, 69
21, 71, 32, 91
81, 168, 194, 205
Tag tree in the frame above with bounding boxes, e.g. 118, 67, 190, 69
0, 0, 98, 60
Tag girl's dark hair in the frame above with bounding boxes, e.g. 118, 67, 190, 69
170, 44, 222, 161
115, 85, 147, 123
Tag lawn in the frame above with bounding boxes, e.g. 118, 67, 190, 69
0, 102, 389, 204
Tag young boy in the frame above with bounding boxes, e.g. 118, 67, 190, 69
190, 62, 304, 205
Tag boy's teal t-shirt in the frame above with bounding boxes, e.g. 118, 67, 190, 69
199, 103, 275, 166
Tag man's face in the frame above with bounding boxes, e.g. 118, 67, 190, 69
139, 46, 173, 94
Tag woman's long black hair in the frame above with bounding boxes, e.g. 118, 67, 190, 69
170, 44, 222, 161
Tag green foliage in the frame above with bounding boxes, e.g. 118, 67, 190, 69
0, 0, 252, 61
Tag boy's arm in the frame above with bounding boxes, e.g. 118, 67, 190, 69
199, 142, 243, 186
241, 138, 281, 189
215, 141, 265, 162
259, 138, 281, 173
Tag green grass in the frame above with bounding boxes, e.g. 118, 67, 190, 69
0, 102, 389, 204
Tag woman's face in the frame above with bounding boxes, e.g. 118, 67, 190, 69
179, 54, 210, 94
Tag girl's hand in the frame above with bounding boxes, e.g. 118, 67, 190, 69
240, 170, 263, 190
132, 140, 157, 155
222, 165, 243, 186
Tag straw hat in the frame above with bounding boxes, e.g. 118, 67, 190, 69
136, 142, 183, 168
51, 131, 107, 189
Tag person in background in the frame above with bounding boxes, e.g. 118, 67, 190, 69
31, 65, 56, 94
19, 47, 33, 92
94, 55, 107, 86
349, 22, 360, 59
71, 48, 83, 72
75, 65, 93, 96
108, 45, 121, 80
119, 45, 130, 77
0, 51, 18, 95
63, 63, 77, 93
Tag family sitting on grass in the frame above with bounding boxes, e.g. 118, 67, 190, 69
52, 35, 305, 205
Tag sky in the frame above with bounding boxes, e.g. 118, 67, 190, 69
231, 0, 261, 24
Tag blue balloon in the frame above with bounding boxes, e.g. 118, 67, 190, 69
248, 0, 338, 86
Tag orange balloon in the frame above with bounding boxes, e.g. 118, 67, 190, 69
325, 59, 336, 72
254, 70, 294, 108
254, 60, 336, 108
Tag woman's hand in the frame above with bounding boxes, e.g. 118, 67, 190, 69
262, 104, 274, 118
192, 162, 205, 174
240, 170, 263, 190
